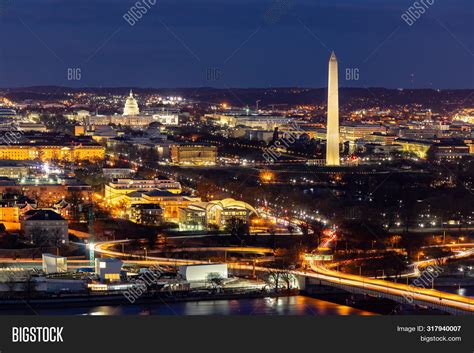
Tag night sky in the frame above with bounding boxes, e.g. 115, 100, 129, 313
0, 0, 472, 88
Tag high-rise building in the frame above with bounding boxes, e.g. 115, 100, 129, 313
326, 51, 340, 166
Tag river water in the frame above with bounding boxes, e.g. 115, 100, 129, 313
435, 286, 474, 297
0, 296, 375, 316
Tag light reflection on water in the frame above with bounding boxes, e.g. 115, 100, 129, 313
435, 286, 473, 298
2, 296, 375, 316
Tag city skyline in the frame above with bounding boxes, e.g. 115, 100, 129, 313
0, 0, 473, 323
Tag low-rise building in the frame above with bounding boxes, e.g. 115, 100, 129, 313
170, 144, 217, 166
42, 253, 67, 274
95, 258, 122, 282
0, 178, 91, 207
0, 160, 36, 178
86, 114, 155, 128
104, 178, 181, 204
178, 263, 228, 282
245, 129, 275, 143
428, 140, 470, 161
395, 138, 433, 158
0, 134, 105, 162
129, 203, 163, 226
153, 112, 179, 126
0, 193, 36, 230
179, 198, 258, 230
22, 209, 68, 245
122, 189, 200, 223
340, 124, 386, 142
178, 203, 208, 230
102, 168, 135, 179
0, 203, 20, 230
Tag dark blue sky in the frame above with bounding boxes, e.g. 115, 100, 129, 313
0, 0, 472, 88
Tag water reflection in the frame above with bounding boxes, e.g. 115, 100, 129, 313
0, 296, 375, 316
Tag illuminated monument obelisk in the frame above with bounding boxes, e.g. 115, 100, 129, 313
326, 51, 340, 166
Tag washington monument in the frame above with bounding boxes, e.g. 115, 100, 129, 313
326, 51, 340, 166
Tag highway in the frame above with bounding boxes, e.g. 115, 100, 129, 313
153, 246, 273, 255
303, 262, 473, 313
91, 239, 474, 314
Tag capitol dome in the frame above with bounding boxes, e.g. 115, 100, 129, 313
123, 90, 139, 116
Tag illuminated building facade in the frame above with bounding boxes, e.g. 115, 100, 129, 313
204, 113, 294, 130
86, 115, 154, 127
340, 124, 386, 142
123, 190, 199, 223
363, 133, 398, 145
0, 204, 20, 230
178, 203, 207, 230
123, 90, 140, 116
0, 194, 37, 230
0, 145, 104, 161
129, 203, 163, 226
153, 113, 179, 126
104, 178, 182, 204
170, 144, 217, 166
454, 109, 474, 124
0, 135, 105, 162
139, 190, 197, 221
395, 138, 433, 158
179, 198, 258, 230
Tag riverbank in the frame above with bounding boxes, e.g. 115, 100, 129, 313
0, 289, 298, 310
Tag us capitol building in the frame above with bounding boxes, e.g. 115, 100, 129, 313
123, 90, 140, 116
86, 90, 178, 128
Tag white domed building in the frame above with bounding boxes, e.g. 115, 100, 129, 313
123, 90, 140, 116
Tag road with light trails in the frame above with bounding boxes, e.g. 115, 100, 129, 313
413, 246, 474, 274
422, 242, 474, 249
153, 246, 273, 255
91, 240, 206, 266
91, 239, 473, 314
304, 261, 473, 314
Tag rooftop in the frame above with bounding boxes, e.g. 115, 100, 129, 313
144, 189, 177, 197
24, 209, 65, 221
0, 133, 102, 147
131, 203, 162, 210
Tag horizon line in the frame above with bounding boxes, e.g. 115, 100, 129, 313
1, 85, 473, 91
